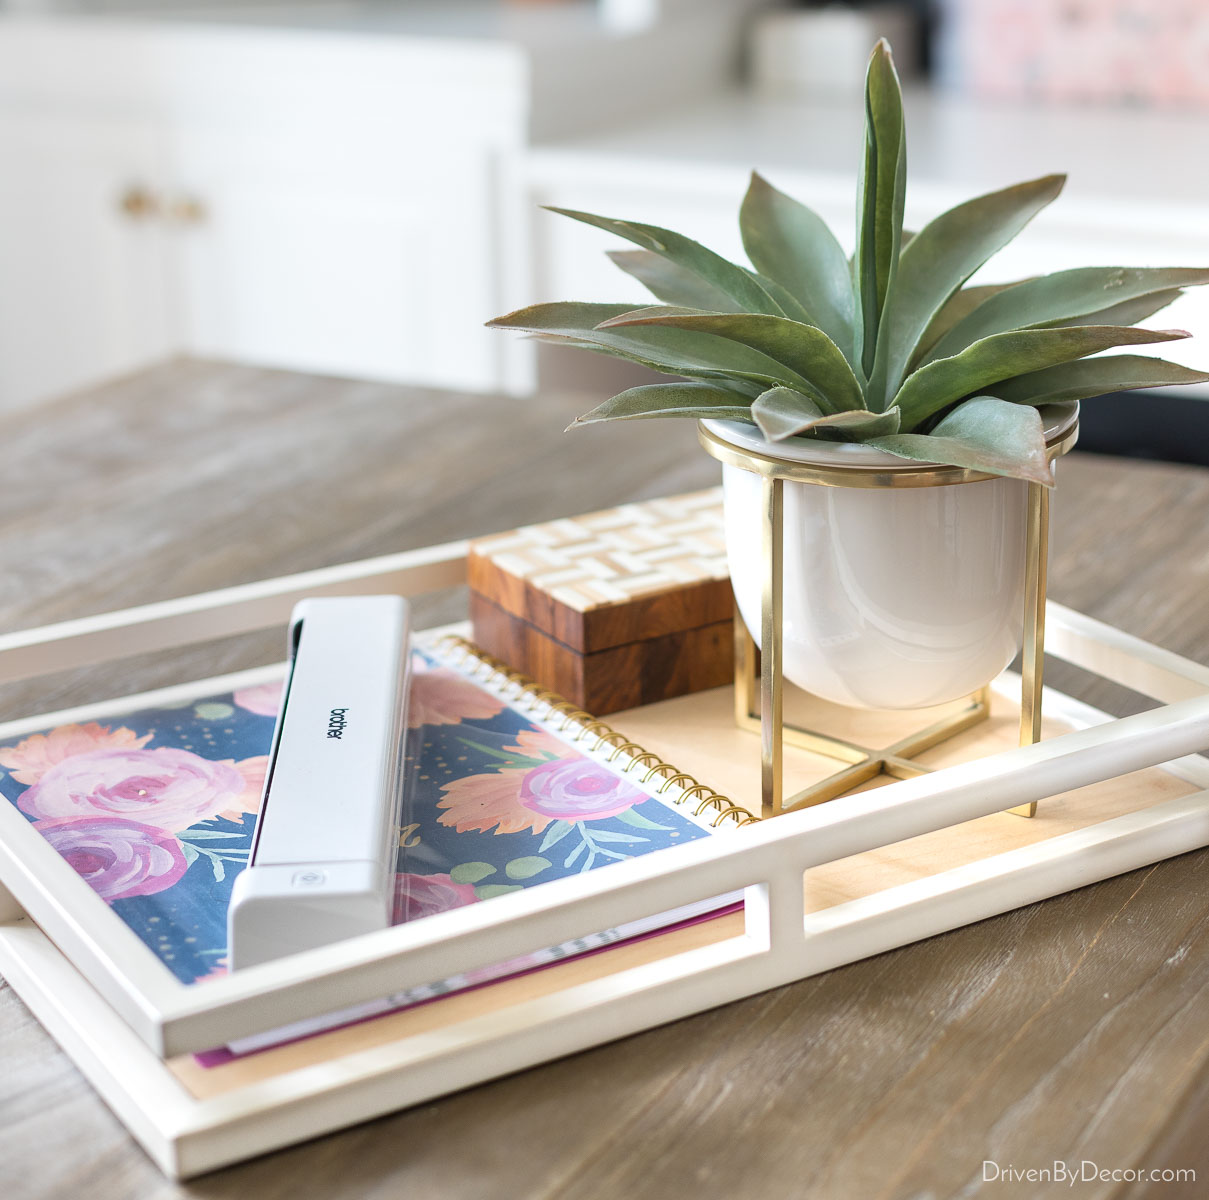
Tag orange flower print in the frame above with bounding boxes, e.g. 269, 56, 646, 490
0, 722, 153, 786
408, 655, 506, 729
438, 769, 554, 836
505, 728, 568, 760
437, 726, 577, 835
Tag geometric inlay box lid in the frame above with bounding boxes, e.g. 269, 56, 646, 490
468, 488, 733, 653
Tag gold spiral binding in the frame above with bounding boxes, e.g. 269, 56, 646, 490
577, 719, 616, 746
641, 762, 678, 785
592, 730, 633, 755
711, 802, 759, 828
606, 740, 648, 763
433, 636, 756, 828
656, 771, 698, 795
627, 750, 663, 770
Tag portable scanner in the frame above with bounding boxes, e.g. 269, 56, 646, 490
227, 595, 411, 969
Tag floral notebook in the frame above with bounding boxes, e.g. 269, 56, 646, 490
0, 634, 751, 1051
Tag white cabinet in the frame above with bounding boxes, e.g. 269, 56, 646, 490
0, 111, 176, 408
166, 126, 500, 391
0, 17, 525, 411
0, 111, 508, 413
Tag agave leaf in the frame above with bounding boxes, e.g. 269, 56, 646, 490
1036, 399, 1080, 432
524, 332, 764, 400
545, 207, 787, 317
490, 302, 822, 394
752, 387, 900, 441
599, 310, 864, 415
894, 325, 1188, 429
928, 267, 1209, 362
515, 306, 707, 377
867, 173, 1067, 408
913, 279, 1034, 367
570, 382, 753, 427
750, 386, 824, 439
988, 354, 1209, 406
1036, 288, 1183, 332
742, 269, 815, 325
853, 40, 906, 378
869, 395, 1053, 485
607, 249, 740, 312
508, 304, 723, 378
740, 171, 855, 358
828, 405, 902, 440
489, 301, 645, 330
850, 227, 915, 276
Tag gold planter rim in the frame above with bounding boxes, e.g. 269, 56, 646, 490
698, 406, 1079, 489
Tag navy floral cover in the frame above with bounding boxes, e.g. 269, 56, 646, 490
0, 646, 713, 986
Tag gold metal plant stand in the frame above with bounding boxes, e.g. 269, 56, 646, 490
699, 418, 1080, 820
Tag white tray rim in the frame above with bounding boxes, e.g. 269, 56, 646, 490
3, 532, 1209, 1176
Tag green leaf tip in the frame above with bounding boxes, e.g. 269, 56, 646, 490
855, 30, 907, 376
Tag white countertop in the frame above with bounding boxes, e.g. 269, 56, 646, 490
531, 86, 1209, 217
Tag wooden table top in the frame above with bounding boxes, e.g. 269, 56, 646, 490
4, 359, 1209, 1200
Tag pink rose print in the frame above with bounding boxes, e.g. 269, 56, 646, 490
17, 746, 245, 832
37, 816, 187, 901
233, 681, 284, 718
520, 759, 645, 823
0, 722, 152, 786
393, 872, 479, 923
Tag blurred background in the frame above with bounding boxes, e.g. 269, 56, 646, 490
2, 0, 1208, 461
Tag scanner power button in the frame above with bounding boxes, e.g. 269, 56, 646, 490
292, 869, 327, 887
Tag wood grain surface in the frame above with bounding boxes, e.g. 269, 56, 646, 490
4, 360, 1209, 1200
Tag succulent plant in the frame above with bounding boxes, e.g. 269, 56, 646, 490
489, 40, 1209, 485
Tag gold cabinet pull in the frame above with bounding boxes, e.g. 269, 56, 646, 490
117, 184, 159, 221
168, 196, 207, 226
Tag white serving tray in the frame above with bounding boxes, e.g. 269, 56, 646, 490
2, 536, 1209, 1178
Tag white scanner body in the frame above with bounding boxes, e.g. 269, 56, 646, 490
226, 595, 411, 970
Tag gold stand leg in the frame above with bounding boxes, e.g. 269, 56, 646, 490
761, 476, 784, 819
734, 598, 757, 730
1011, 481, 1051, 818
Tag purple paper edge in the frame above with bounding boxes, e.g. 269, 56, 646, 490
193, 899, 745, 1068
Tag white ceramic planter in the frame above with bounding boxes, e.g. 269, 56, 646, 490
705, 408, 1078, 711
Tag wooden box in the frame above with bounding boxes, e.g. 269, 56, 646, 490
468, 489, 734, 714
